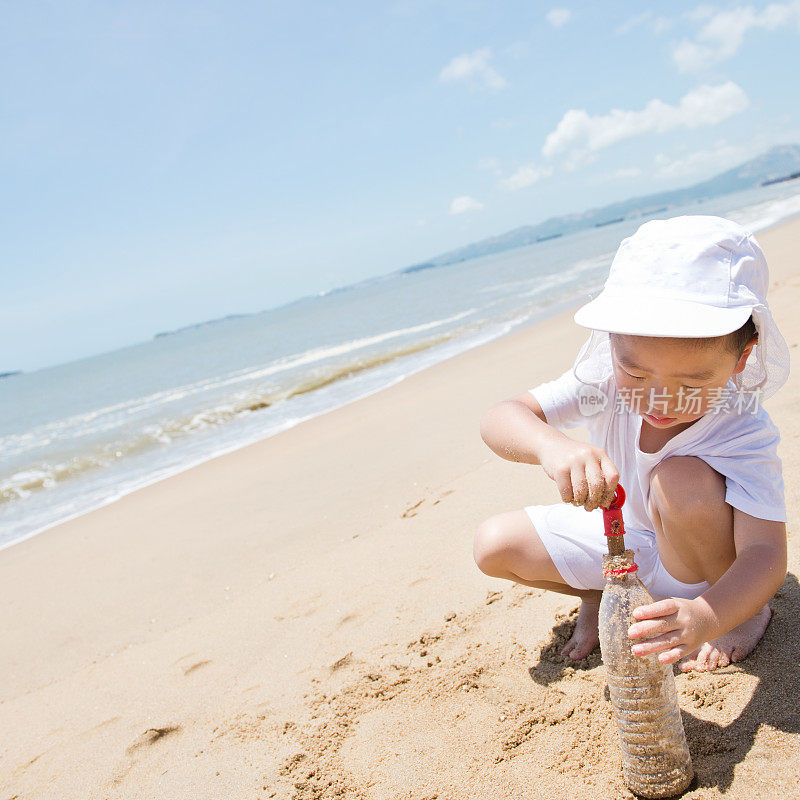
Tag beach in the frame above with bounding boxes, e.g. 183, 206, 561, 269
2, 217, 799, 798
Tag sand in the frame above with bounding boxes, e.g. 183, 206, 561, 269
2, 218, 800, 799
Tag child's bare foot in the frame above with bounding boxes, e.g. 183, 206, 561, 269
562, 599, 600, 660
679, 605, 772, 672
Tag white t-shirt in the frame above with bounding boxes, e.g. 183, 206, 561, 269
529, 368, 787, 529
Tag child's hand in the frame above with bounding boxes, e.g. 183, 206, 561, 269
539, 438, 619, 511
627, 598, 717, 665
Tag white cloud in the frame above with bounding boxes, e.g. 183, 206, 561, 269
653, 141, 747, 179
542, 82, 749, 166
500, 163, 555, 191
673, 2, 800, 72
616, 10, 672, 35
439, 48, 507, 90
503, 41, 529, 59
652, 16, 673, 34
615, 167, 643, 178
615, 10, 652, 35
546, 8, 572, 27
685, 5, 716, 24
449, 195, 485, 214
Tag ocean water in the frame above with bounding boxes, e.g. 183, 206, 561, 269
2, 180, 800, 549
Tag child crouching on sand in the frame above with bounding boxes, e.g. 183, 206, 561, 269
474, 216, 789, 672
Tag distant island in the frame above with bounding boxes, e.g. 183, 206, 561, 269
0, 371, 22, 380
594, 216, 625, 228
154, 313, 254, 339
762, 170, 800, 186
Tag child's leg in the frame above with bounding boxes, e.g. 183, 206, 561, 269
648, 456, 772, 671
473, 510, 602, 659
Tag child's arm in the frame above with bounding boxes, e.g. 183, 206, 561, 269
627, 510, 787, 664
480, 393, 619, 511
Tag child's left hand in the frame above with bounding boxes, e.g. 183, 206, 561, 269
627, 597, 718, 665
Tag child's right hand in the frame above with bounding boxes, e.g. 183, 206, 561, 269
539, 438, 619, 511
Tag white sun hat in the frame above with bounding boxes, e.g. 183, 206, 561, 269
571, 215, 790, 399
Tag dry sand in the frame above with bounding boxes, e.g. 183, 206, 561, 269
2, 219, 800, 800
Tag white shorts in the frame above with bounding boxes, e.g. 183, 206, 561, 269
524, 502, 711, 600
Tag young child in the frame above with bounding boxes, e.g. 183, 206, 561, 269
474, 215, 789, 672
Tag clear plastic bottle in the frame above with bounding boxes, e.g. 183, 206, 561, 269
599, 549, 694, 798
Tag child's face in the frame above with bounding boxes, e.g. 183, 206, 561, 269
610, 333, 755, 429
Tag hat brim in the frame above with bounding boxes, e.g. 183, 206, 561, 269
574, 294, 754, 337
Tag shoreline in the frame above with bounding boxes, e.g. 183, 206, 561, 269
2, 216, 799, 799
0, 274, 589, 554
5, 208, 800, 554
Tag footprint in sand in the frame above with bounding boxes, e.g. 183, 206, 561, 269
125, 725, 182, 755
113, 725, 183, 786
330, 652, 354, 672
183, 659, 211, 676
337, 612, 359, 628
402, 499, 425, 518
401, 489, 455, 518
173, 653, 212, 676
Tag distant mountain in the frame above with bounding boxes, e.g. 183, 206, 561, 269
146, 145, 800, 344
154, 313, 253, 338
399, 144, 800, 271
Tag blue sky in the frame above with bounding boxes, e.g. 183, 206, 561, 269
3, 1, 800, 372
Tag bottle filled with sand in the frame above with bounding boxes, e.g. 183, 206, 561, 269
598, 486, 694, 798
